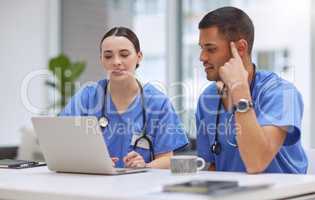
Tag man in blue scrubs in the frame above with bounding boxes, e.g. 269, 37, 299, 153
196, 7, 308, 173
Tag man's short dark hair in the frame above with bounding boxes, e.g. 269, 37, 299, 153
199, 6, 254, 55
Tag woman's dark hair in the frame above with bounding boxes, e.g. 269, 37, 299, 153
99, 27, 141, 68
199, 6, 254, 55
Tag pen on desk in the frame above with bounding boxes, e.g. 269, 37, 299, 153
18, 163, 32, 168
10, 161, 38, 168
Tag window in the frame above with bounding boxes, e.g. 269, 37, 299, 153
133, 0, 167, 86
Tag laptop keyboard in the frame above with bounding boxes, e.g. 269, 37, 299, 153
115, 168, 127, 172
115, 167, 147, 172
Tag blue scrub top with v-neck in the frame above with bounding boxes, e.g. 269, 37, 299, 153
196, 70, 308, 173
59, 79, 188, 167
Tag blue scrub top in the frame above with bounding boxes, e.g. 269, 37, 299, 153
59, 79, 188, 167
196, 70, 308, 173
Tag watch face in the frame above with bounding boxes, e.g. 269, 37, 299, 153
234, 99, 252, 113
238, 101, 248, 111
236, 99, 251, 113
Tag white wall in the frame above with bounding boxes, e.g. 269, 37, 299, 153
61, 0, 133, 83
0, 0, 55, 146
311, 1, 315, 148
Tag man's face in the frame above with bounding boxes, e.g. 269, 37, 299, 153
199, 26, 232, 81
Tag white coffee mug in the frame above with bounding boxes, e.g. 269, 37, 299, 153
170, 155, 205, 174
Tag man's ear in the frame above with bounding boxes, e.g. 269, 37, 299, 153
235, 39, 248, 57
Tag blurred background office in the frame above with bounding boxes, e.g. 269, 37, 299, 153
0, 0, 314, 160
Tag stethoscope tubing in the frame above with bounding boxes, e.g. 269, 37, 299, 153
212, 65, 256, 155
99, 79, 155, 161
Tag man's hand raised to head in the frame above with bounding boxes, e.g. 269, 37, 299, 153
218, 42, 249, 91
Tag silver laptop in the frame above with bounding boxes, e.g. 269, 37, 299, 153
31, 116, 147, 175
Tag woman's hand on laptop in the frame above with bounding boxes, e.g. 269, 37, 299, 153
111, 157, 119, 167
123, 151, 146, 168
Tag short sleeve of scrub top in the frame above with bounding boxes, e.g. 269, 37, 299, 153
254, 73, 304, 146
141, 84, 189, 155
59, 86, 90, 116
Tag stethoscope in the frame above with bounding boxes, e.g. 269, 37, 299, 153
98, 79, 155, 161
211, 65, 256, 155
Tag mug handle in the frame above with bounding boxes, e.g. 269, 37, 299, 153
196, 157, 205, 171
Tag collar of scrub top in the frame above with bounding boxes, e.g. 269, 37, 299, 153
98, 78, 155, 161
211, 64, 257, 156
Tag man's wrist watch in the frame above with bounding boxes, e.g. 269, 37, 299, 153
233, 99, 253, 113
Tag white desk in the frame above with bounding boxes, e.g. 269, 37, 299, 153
0, 167, 315, 200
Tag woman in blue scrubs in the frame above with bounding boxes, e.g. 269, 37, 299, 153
59, 27, 188, 169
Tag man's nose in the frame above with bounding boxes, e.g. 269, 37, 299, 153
199, 50, 208, 62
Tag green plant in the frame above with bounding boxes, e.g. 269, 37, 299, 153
46, 54, 86, 110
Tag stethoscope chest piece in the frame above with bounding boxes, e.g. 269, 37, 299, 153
211, 141, 221, 155
99, 116, 109, 128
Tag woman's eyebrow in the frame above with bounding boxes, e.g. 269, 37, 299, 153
103, 50, 112, 54
119, 49, 130, 52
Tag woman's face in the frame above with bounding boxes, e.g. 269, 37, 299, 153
100, 36, 142, 81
